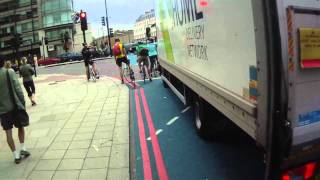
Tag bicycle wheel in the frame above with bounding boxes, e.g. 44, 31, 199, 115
143, 66, 146, 84
89, 66, 96, 82
86, 67, 90, 81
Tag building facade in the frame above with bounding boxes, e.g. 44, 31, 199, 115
39, 0, 74, 57
73, 23, 93, 53
0, 0, 75, 60
0, 0, 41, 60
133, 9, 156, 41
94, 30, 134, 50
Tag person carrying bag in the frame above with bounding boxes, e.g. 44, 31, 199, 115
0, 55, 30, 164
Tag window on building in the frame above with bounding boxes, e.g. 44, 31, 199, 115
43, 1, 51, 12
16, 25, 22, 33
43, 15, 53, 27
61, 12, 70, 23
53, 13, 60, 24
60, 0, 71, 9
34, 21, 39, 28
19, 0, 31, 6
9, 26, 14, 33
20, 22, 33, 32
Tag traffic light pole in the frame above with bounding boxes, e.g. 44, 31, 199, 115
42, 37, 45, 62
82, 30, 86, 44
104, 0, 112, 56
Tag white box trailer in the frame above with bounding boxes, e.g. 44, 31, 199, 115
155, 0, 320, 179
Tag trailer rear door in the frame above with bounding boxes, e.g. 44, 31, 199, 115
276, 1, 320, 178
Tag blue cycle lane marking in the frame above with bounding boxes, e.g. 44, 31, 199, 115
131, 79, 265, 180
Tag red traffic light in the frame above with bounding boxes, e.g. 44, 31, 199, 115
80, 12, 86, 19
200, 0, 208, 7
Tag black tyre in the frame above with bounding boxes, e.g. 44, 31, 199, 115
162, 80, 169, 88
194, 96, 210, 138
194, 96, 227, 139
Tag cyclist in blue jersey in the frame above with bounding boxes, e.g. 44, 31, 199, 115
147, 39, 159, 76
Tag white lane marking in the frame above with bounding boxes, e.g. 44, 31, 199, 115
156, 129, 163, 135
166, 116, 179, 126
181, 106, 191, 113
147, 129, 163, 141
135, 77, 161, 83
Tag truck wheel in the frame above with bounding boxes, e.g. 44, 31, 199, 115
162, 80, 169, 88
194, 96, 210, 138
194, 96, 227, 139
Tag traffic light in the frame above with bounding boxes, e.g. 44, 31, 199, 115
109, 28, 114, 37
80, 11, 88, 31
146, 27, 151, 38
101, 17, 105, 26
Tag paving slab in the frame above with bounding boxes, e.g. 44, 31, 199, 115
0, 75, 129, 180
52, 170, 80, 180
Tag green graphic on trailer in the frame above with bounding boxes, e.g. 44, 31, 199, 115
159, 0, 175, 63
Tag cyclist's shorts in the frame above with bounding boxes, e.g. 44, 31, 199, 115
84, 59, 94, 67
138, 56, 150, 67
149, 55, 158, 62
116, 57, 130, 67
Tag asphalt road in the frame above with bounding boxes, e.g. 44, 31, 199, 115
131, 79, 265, 180
37, 56, 140, 80
38, 62, 265, 180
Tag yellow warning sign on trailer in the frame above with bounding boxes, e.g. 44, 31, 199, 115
299, 28, 320, 68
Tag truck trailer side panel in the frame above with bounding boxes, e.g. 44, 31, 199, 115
156, 0, 262, 143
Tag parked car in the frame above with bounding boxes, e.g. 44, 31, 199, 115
57, 52, 83, 62
38, 57, 61, 66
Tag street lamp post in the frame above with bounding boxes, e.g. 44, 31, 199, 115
104, 0, 112, 56
30, 0, 37, 76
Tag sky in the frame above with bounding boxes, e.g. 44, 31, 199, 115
73, 0, 155, 38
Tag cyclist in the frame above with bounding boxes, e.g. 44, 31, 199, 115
113, 38, 132, 84
82, 43, 99, 81
136, 42, 152, 82
147, 39, 159, 76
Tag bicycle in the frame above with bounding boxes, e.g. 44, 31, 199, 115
150, 56, 160, 77
140, 60, 152, 83
122, 62, 136, 88
87, 64, 97, 82
140, 61, 147, 83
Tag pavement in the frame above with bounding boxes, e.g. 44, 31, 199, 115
0, 74, 130, 180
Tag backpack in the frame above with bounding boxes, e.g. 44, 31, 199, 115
113, 43, 122, 56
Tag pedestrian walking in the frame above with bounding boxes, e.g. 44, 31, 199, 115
19, 57, 36, 106
0, 55, 31, 164
33, 55, 38, 68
